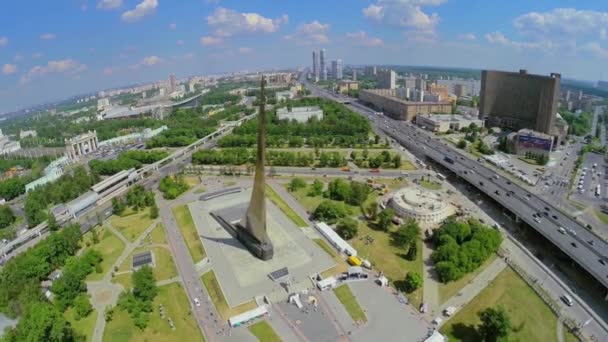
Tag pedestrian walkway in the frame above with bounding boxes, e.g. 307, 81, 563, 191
268, 180, 313, 227
422, 241, 440, 318
437, 257, 507, 326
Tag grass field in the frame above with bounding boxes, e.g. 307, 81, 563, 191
333, 284, 367, 323
103, 283, 204, 342
223, 181, 237, 187
438, 254, 498, 304
116, 247, 178, 287
265, 185, 308, 227
595, 210, 608, 225
172, 205, 206, 263
183, 175, 200, 187
400, 160, 417, 170
201, 270, 257, 320
150, 224, 167, 245
313, 238, 337, 258
65, 307, 97, 342
441, 267, 560, 342
84, 228, 125, 281
373, 178, 408, 190
248, 320, 282, 342
350, 222, 423, 307
111, 209, 156, 242
420, 179, 442, 190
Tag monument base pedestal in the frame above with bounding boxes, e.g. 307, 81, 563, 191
211, 204, 274, 261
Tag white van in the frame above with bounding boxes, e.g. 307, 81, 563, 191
561, 294, 574, 307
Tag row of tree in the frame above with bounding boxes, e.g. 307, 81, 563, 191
116, 266, 158, 329
89, 150, 169, 175
192, 148, 348, 168
352, 150, 401, 169
159, 175, 189, 200
431, 219, 502, 283
112, 185, 157, 218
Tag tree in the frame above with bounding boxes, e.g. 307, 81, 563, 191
47, 213, 60, 232
150, 204, 159, 219
336, 217, 358, 240
457, 139, 467, 149
132, 266, 158, 302
478, 306, 512, 342
0, 205, 15, 229
3, 301, 79, 342
112, 198, 125, 216
346, 181, 371, 206
74, 294, 93, 320
377, 208, 394, 231
403, 272, 422, 293
392, 154, 401, 168
312, 200, 349, 224
327, 178, 351, 201
362, 148, 369, 160
365, 201, 378, 220
308, 179, 324, 196
374, 134, 380, 144
288, 178, 307, 192
350, 151, 357, 160
393, 219, 420, 251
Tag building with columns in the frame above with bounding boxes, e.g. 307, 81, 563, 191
65, 131, 99, 161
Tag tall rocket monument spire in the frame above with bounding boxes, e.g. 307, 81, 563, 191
243, 75, 273, 259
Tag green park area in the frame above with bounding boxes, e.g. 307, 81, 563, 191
350, 222, 424, 307
111, 208, 156, 242
419, 179, 442, 190
333, 284, 367, 323
113, 247, 178, 289
172, 205, 206, 262
265, 185, 308, 227
595, 210, 608, 225
82, 227, 125, 281
103, 283, 204, 342
201, 270, 257, 320
441, 268, 562, 342
248, 320, 282, 342
438, 254, 498, 304
64, 306, 98, 342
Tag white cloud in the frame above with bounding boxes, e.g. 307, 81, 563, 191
284, 20, 330, 44
206, 7, 288, 37
485, 31, 509, 45
484, 31, 549, 50
121, 0, 158, 23
141, 55, 162, 66
362, 0, 446, 32
182, 52, 195, 60
345, 31, 384, 47
97, 0, 122, 10
200, 36, 222, 45
2, 64, 17, 75
0, 36, 7, 47
40, 33, 57, 40
169, 23, 177, 30
458, 33, 476, 41
32, 52, 43, 59
238, 47, 253, 54
176, 39, 184, 45
514, 8, 608, 41
584, 42, 608, 58
20, 59, 87, 84
13, 54, 23, 62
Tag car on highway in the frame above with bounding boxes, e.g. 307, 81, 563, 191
194, 298, 200, 307
558, 227, 566, 234
568, 228, 577, 236
534, 217, 541, 224
561, 294, 574, 306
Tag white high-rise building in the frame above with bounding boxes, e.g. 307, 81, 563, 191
312, 50, 319, 82
331, 59, 343, 80
320, 49, 327, 81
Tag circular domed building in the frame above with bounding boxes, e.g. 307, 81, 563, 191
388, 186, 453, 225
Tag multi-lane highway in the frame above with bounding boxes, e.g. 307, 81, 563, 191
306, 80, 608, 290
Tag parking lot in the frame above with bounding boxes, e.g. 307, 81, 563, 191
572, 152, 606, 202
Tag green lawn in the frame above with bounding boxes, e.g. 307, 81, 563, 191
350, 222, 423, 307
438, 254, 498, 304
333, 284, 367, 323
84, 228, 125, 281
441, 267, 560, 342
313, 238, 338, 258
595, 210, 608, 225
373, 178, 408, 190
172, 205, 206, 263
111, 209, 156, 242
265, 185, 308, 227
103, 283, 204, 342
150, 224, 167, 245
420, 179, 442, 190
248, 320, 282, 342
65, 307, 97, 342
223, 181, 237, 187
116, 247, 178, 284
400, 160, 417, 170
183, 175, 200, 187
201, 270, 257, 320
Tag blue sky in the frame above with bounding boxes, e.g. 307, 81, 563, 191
1, 0, 608, 112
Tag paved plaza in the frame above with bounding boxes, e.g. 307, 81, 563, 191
189, 188, 335, 307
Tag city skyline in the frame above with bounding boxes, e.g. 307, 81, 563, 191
1, 0, 608, 111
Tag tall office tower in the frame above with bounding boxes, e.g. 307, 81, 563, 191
578, 90, 583, 100
353, 70, 357, 81
320, 49, 327, 81
415, 78, 426, 91
565, 90, 572, 101
365, 65, 377, 76
479, 69, 561, 134
312, 50, 319, 82
376, 69, 396, 89
331, 59, 343, 80
169, 74, 177, 92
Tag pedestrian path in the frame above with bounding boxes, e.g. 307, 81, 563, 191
422, 241, 440, 318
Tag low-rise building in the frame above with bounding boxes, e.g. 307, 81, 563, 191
276, 106, 324, 123
508, 128, 554, 157
275, 88, 296, 102
337, 81, 359, 93
359, 89, 452, 121
416, 114, 484, 133
19, 130, 37, 139
0, 129, 21, 155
